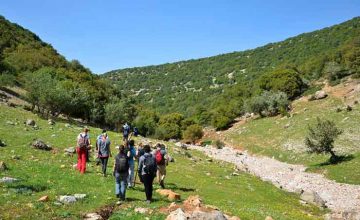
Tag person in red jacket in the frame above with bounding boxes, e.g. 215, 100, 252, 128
76, 128, 91, 174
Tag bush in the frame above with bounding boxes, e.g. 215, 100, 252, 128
305, 118, 343, 163
133, 109, 159, 137
214, 140, 225, 149
246, 91, 290, 117
154, 123, 181, 140
182, 124, 204, 143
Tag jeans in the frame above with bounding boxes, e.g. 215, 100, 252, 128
127, 163, 135, 187
141, 174, 154, 201
115, 172, 128, 200
100, 157, 109, 175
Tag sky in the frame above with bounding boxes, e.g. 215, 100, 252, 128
0, 1, 359, 74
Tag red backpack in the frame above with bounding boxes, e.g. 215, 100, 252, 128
155, 150, 165, 165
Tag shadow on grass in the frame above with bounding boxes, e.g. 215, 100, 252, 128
165, 183, 195, 192
6, 183, 48, 194
316, 154, 355, 167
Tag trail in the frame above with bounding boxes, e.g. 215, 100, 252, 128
184, 143, 360, 219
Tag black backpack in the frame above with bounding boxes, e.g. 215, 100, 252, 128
115, 154, 129, 173
143, 154, 156, 176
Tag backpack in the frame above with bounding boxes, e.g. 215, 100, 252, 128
123, 125, 130, 136
155, 150, 165, 165
77, 134, 88, 149
115, 154, 128, 173
143, 154, 156, 176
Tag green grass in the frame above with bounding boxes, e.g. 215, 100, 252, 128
0, 104, 326, 219
224, 96, 360, 184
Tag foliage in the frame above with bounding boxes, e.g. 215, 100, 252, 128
182, 124, 204, 143
133, 108, 159, 136
154, 122, 181, 140
305, 118, 343, 162
214, 139, 225, 149
246, 91, 290, 117
104, 98, 137, 130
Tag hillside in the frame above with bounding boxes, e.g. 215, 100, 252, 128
103, 17, 360, 121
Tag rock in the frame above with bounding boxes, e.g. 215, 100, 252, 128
0, 176, 19, 183
0, 139, 6, 147
168, 192, 181, 201
228, 216, 241, 220
134, 207, 149, 214
166, 208, 187, 220
84, 213, 103, 220
300, 191, 326, 208
32, 140, 52, 151
313, 91, 328, 100
183, 195, 202, 208
284, 123, 290, 129
225, 175, 231, 180
65, 123, 71, 128
206, 158, 213, 162
6, 121, 15, 125
38, 195, 49, 202
346, 105, 353, 111
74, 194, 86, 200
26, 119, 36, 126
0, 161, 8, 171
265, 216, 274, 220
51, 134, 56, 137
53, 202, 63, 206
48, 119, 55, 125
60, 165, 66, 168
191, 210, 227, 220
11, 155, 20, 160
64, 147, 76, 154
231, 172, 240, 176
156, 189, 181, 201
168, 156, 175, 162
59, 195, 77, 204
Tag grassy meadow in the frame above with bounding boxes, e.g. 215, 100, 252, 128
0, 104, 326, 219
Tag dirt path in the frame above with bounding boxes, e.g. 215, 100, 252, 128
184, 143, 360, 219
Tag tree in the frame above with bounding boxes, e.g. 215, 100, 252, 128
104, 98, 137, 130
182, 124, 204, 143
305, 118, 343, 162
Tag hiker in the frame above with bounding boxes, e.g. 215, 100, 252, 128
122, 123, 130, 141
113, 145, 129, 203
96, 129, 112, 177
155, 143, 168, 188
76, 128, 91, 174
136, 142, 144, 162
138, 144, 157, 203
133, 127, 139, 137
127, 139, 136, 188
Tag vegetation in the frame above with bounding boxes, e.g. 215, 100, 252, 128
182, 124, 204, 143
305, 118, 343, 163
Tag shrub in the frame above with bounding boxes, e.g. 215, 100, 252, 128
182, 124, 204, 143
305, 118, 343, 163
154, 123, 181, 140
214, 140, 225, 149
246, 91, 290, 117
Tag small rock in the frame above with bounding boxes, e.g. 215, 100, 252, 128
183, 195, 202, 208
51, 134, 56, 137
0, 176, 19, 183
25, 119, 36, 126
74, 194, 86, 200
38, 195, 49, 202
31, 140, 52, 151
225, 175, 231, 180
166, 208, 187, 220
313, 91, 328, 100
134, 207, 149, 214
6, 121, 15, 126
191, 210, 227, 220
231, 172, 240, 176
64, 147, 76, 154
0, 139, 6, 147
11, 155, 20, 160
60, 165, 66, 168
84, 213, 103, 220
284, 123, 290, 129
206, 158, 213, 162
346, 105, 353, 111
0, 161, 8, 171
265, 216, 274, 220
48, 119, 55, 125
206, 172, 211, 176
59, 195, 77, 204
53, 202, 63, 206
65, 123, 71, 128
300, 191, 326, 208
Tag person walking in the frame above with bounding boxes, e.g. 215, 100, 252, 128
127, 139, 136, 188
76, 128, 91, 174
155, 143, 168, 189
96, 130, 112, 177
113, 145, 129, 204
122, 123, 130, 141
138, 144, 157, 204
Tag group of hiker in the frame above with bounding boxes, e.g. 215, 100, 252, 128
75, 124, 168, 204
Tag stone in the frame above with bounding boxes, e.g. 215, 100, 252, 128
313, 91, 327, 100
284, 123, 290, 129
84, 213, 103, 220
134, 207, 149, 214
166, 208, 187, 220
0, 176, 18, 183
228, 216, 241, 220
191, 210, 227, 220
48, 119, 55, 125
12, 155, 20, 160
74, 194, 86, 200
183, 195, 202, 208
59, 195, 77, 204
0, 139, 6, 147
65, 123, 71, 128
168, 156, 175, 162
231, 172, 240, 176
206, 158, 213, 162
64, 147, 76, 154
168, 192, 181, 201
0, 161, 8, 171
38, 195, 49, 202
32, 140, 52, 151
265, 216, 274, 220
156, 189, 181, 201
346, 105, 353, 111
6, 121, 15, 125
300, 191, 326, 208
26, 119, 36, 126
60, 165, 66, 168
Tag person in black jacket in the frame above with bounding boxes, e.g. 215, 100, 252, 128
138, 144, 157, 204
113, 145, 129, 204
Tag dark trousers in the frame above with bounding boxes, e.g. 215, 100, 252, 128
141, 174, 154, 201
100, 157, 109, 175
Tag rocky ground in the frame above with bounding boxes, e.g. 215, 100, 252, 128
183, 143, 360, 220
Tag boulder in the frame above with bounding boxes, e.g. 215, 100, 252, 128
32, 140, 52, 151
64, 147, 76, 154
38, 195, 49, 202
0, 161, 8, 171
313, 91, 328, 100
58, 195, 77, 204
166, 208, 187, 220
191, 210, 227, 220
26, 119, 36, 126
300, 190, 326, 208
